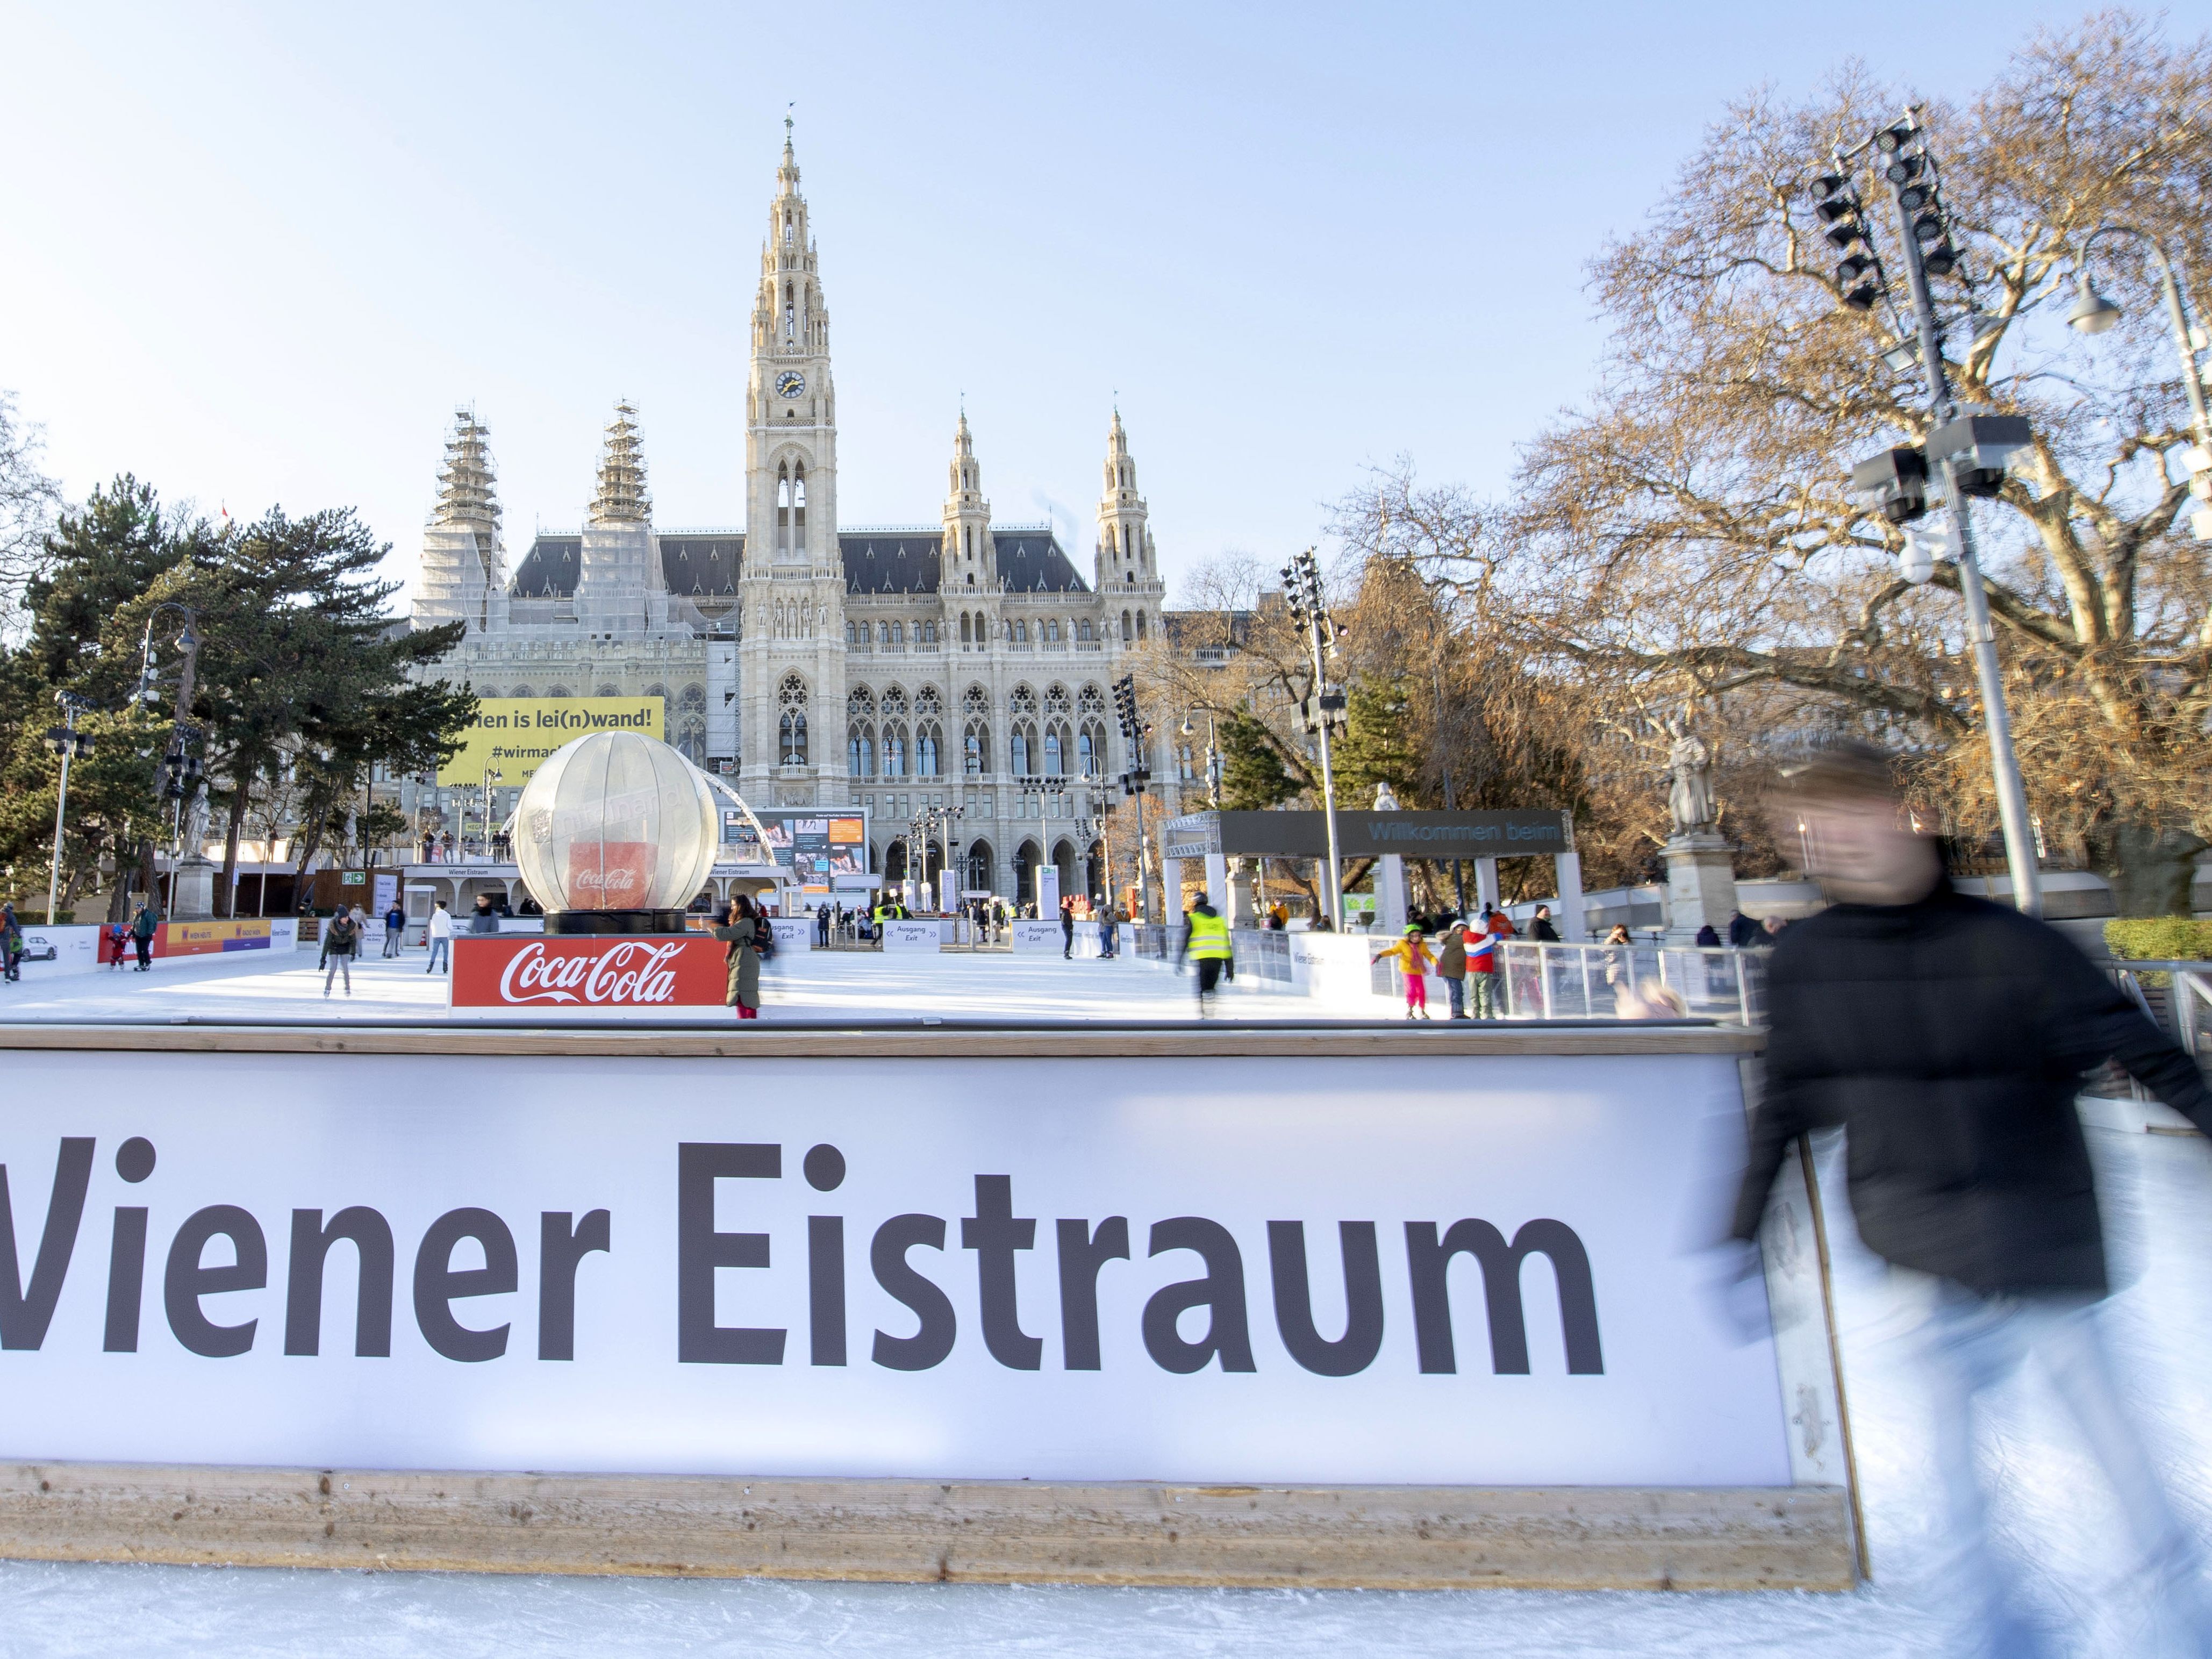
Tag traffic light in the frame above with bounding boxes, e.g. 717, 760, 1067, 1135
1809, 172, 1882, 311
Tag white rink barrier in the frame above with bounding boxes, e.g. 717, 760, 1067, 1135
13, 925, 102, 978
1008, 920, 1065, 953
879, 919, 942, 953
0, 1024, 1856, 1590
767, 918, 812, 952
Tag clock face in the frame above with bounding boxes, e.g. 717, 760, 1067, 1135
776, 370, 806, 399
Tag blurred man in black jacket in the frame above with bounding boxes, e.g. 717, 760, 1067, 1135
1732, 741, 2212, 1659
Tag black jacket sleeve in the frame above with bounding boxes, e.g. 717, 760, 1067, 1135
1730, 1068, 1807, 1243
2043, 933, 2212, 1132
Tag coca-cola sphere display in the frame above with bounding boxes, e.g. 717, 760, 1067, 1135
512, 732, 719, 934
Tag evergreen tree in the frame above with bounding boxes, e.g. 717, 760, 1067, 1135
1216, 710, 1300, 811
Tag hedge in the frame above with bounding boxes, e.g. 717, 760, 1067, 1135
2104, 918, 2212, 984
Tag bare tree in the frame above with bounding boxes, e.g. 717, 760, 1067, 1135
0, 392, 63, 640
1349, 17, 2212, 913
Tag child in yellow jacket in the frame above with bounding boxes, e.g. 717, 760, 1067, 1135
1371, 925, 1435, 1020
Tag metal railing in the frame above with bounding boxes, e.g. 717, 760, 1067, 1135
1133, 925, 1170, 960
2103, 960, 2212, 1075
1233, 928, 1293, 984
1499, 940, 1770, 1026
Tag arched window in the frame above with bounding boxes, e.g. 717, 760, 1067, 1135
964, 721, 987, 775
778, 675, 808, 765
792, 465, 806, 554
1010, 725, 1033, 777
883, 724, 907, 777
921, 620, 937, 644
1077, 618, 1093, 641
848, 726, 874, 777
959, 613, 972, 644
784, 216, 793, 246
777, 464, 792, 558
1121, 610, 1133, 641
1076, 726, 1096, 776
1136, 611, 1147, 641
1044, 720, 1069, 777
1012, 619, 1028, 643
916, 723, 940, 777
784, 300, 796, 342
889, 621, 904, 645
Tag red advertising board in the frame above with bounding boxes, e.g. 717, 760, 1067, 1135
450, 934, 728, 1011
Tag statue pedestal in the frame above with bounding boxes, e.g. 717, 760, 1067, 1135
1228, 859, 1258, 928
169, 856, 217, 921
1660, 833, 1737, 944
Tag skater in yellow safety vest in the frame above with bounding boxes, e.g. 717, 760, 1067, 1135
1175, 898, 1235, 1015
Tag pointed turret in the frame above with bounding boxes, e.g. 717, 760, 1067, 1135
412, 407, 508, 635
1095, 408, 1159, 609
942, 412, 994, 593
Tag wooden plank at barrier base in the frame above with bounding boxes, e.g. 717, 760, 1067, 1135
0, 1465, 1852, 1590
0, 1028, 1856, 1591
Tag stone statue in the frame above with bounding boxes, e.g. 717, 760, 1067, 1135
181, 785, 212, 861
1667, 733, 1716, 837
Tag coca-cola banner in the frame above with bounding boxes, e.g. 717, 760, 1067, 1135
452, 935, 728, 1012
0, 1048, 1808, 1489
564, 840, 659, 911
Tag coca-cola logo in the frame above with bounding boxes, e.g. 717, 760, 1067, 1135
571, 868, 641, 892
496, 940, 685, 1006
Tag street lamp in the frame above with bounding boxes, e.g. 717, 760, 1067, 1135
1280, 548, 1348, 929
43, 692, 96, 924
1827, 112, 2043, 916
480, 766, 504, 862
135, 603, 201, 916
2066, 226, 2212, 541
1179, 712, 1222, 808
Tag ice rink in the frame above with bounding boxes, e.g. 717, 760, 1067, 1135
4, 950, 2211, 1655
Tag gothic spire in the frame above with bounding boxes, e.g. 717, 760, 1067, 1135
589, 401, 651, 525
434, 407, 499, 531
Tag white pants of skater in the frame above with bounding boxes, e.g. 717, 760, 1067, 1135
1918, 1277, 2210, 1657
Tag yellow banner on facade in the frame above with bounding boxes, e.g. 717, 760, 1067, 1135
437, 698, 665, 786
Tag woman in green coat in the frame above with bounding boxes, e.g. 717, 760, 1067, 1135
712, 895, 762, 1020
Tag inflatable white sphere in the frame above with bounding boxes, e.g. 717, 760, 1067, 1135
512, 731, 719, 914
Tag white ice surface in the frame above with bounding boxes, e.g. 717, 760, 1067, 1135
3, 953, 2211, 1654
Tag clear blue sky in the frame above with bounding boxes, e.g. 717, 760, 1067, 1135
0, 1, 2107, 605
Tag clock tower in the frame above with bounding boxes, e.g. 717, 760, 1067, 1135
739, 123, 847, 806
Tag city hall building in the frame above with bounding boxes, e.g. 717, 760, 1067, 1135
405, 132, 1171, 905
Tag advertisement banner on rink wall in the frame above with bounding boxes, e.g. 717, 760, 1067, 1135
0, 1050, 1791, 1488
156, 920, 274, 958
449, 934, 728, 1012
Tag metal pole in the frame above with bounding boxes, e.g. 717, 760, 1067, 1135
2142, 243, 2212, 444
1881, 128, 2042, 916
1312, 612, 1345, 930
46, 704, 77, 924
